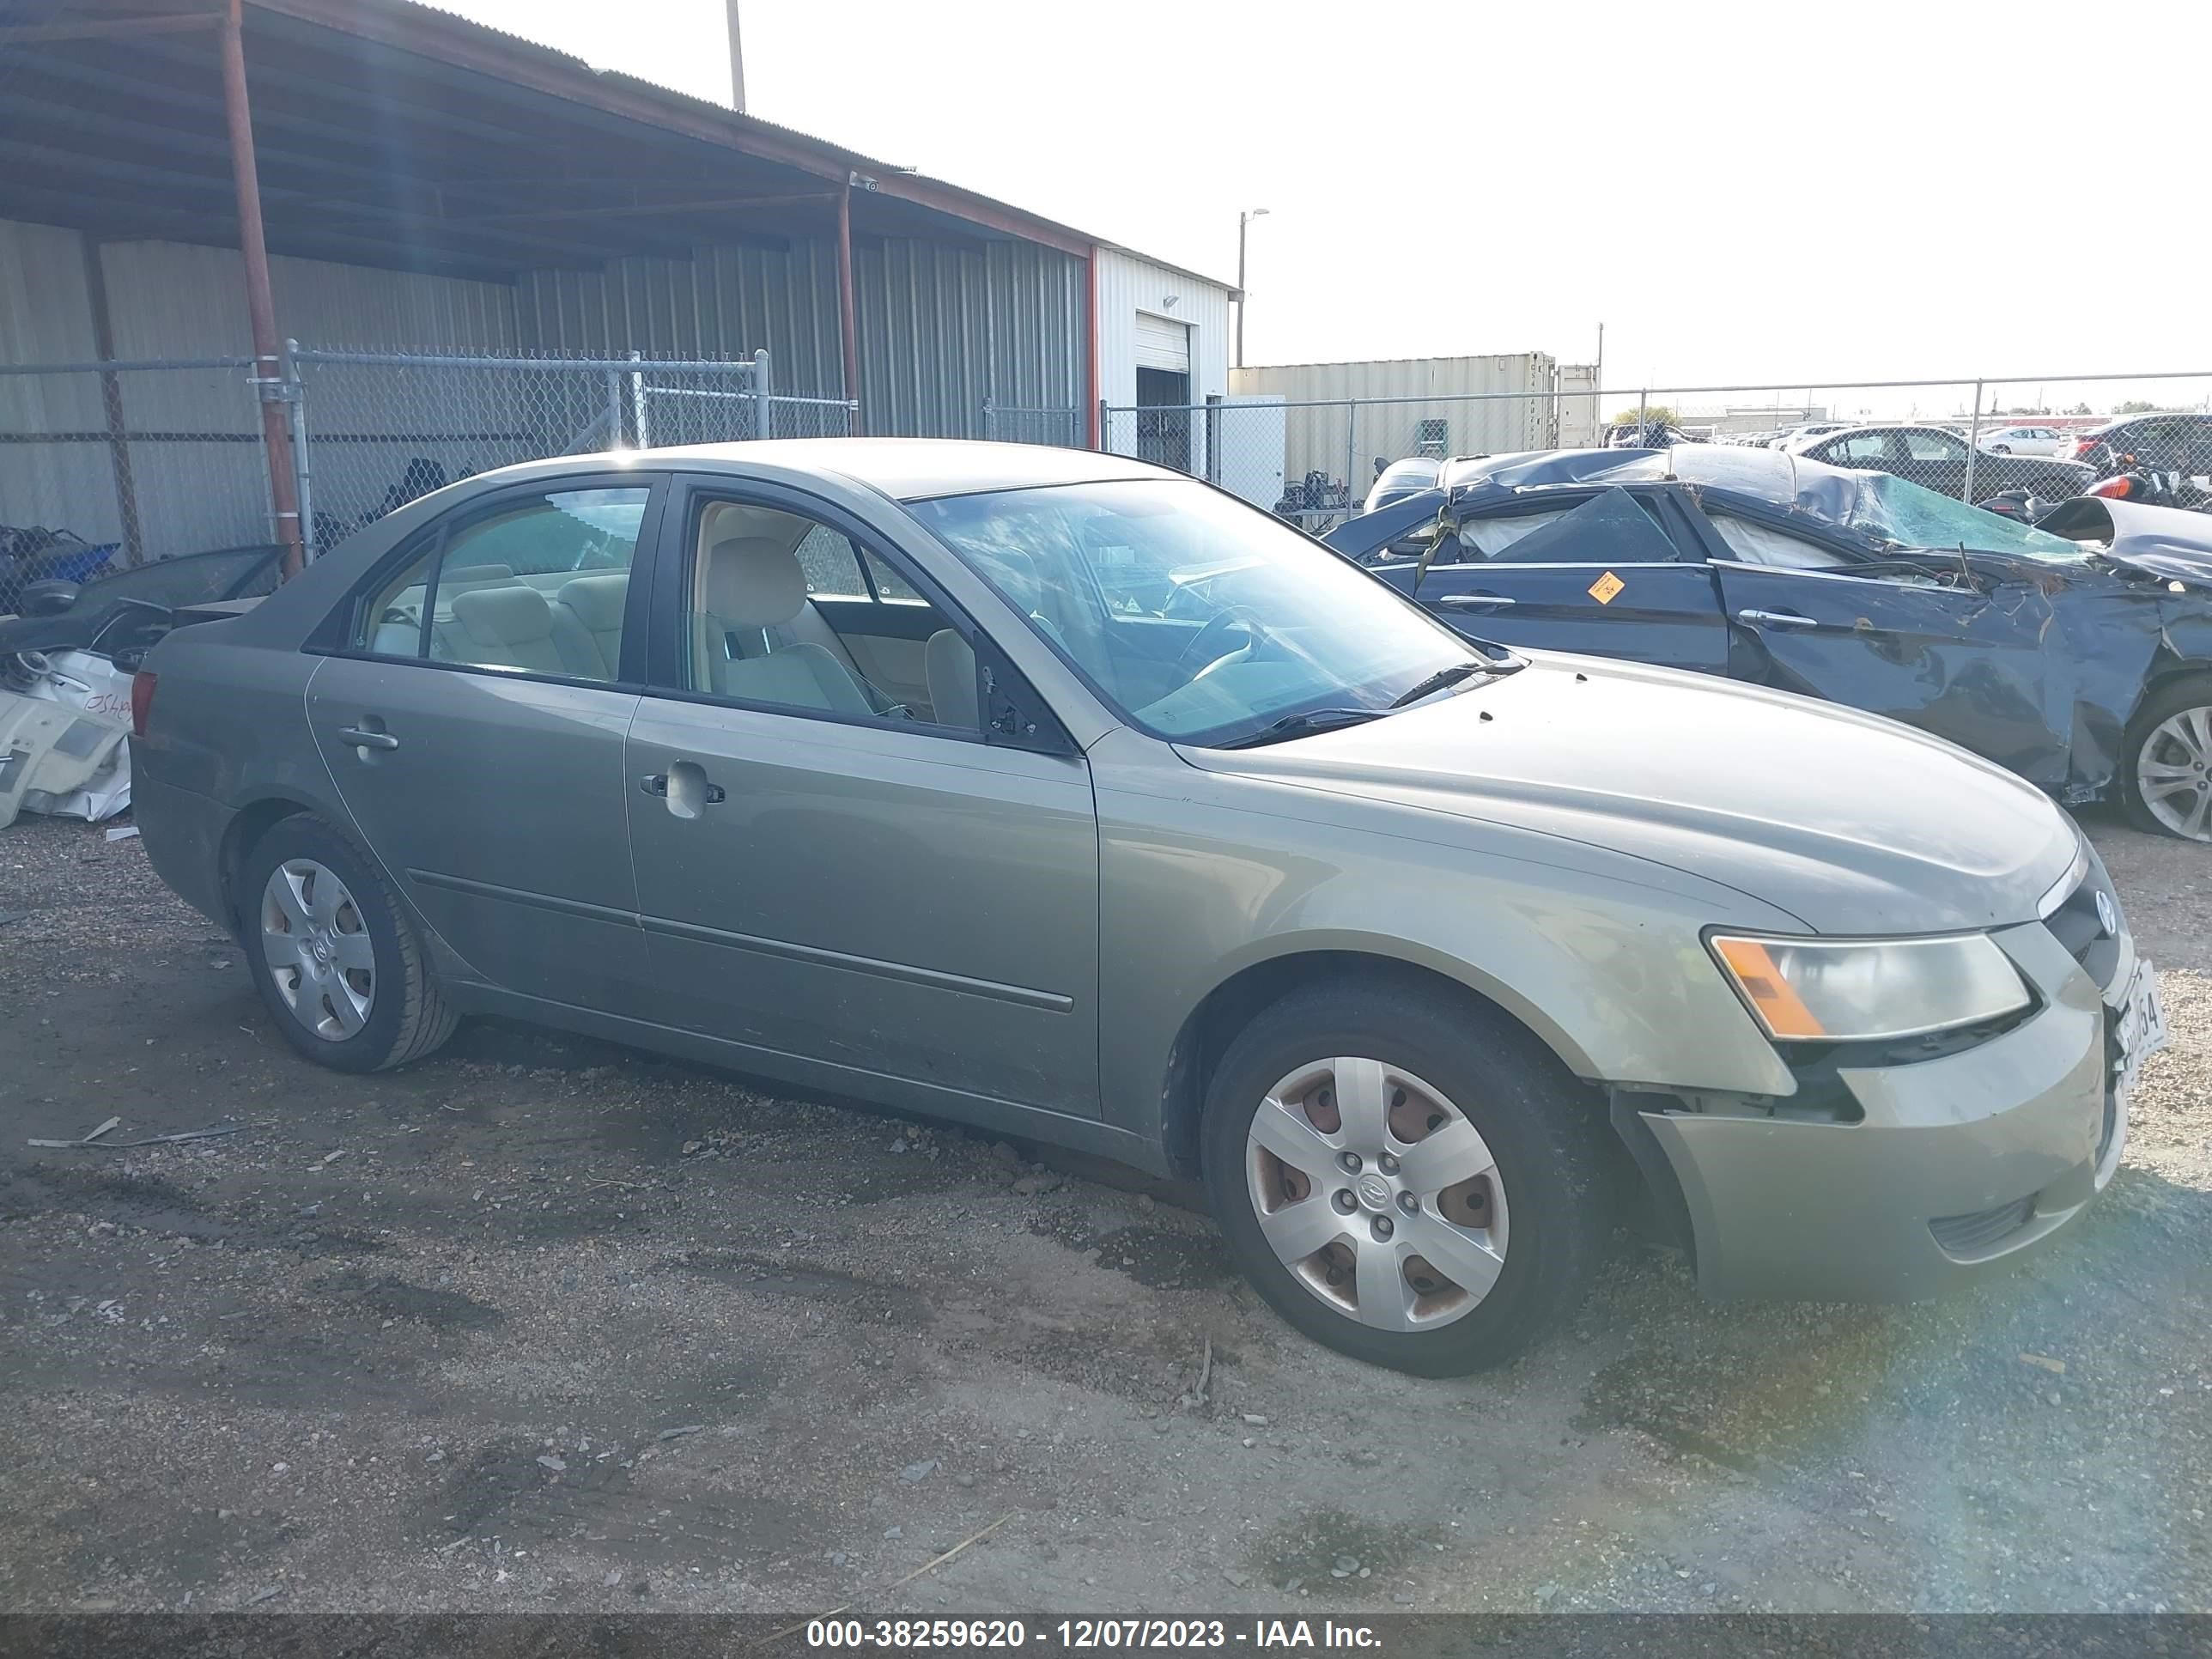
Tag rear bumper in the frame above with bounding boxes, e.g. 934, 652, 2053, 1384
1642, 921, 2123, 1302
133, 769, 239, 934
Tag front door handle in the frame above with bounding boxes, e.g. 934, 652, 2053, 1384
1432, 592, 1516, 610
643, 767, 726, 815
1735, 608, 1820, 631
337, 726, 399, 750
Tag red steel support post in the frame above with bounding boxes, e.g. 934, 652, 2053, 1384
219, 0, 306, 577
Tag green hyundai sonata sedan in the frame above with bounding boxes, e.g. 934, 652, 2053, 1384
129, 440, 2164, 1374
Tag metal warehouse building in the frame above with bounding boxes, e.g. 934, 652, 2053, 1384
0, 0, 1233, 574
1227, 354, 1601, 497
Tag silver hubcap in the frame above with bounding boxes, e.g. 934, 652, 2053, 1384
2136, 707, 2212, 840
1245, 1057, 1508, 1332
260, 859, 375, 1040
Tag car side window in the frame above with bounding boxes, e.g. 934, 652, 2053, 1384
1905, 429, 1964, 462
681, 498, 979, 732
356, 485, 650, 682
1834, 433, 1889, 465
1705, 513, 1848, 570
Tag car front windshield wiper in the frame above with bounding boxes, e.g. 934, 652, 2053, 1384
1217, 707, 1384, 750
1387, 659, 1491, 708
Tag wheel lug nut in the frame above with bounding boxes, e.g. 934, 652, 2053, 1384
1371, 1216, 1394, 1241
1338, 1151, 1362, 1174
1378, 1153, 1400, 1175
1398, 1192, 1419, 1214
1333, 1189, 1358, 1214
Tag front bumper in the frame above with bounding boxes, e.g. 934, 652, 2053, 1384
1641, 918, 2127, 1302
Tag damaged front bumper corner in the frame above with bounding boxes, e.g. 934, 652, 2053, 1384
1633, 921, 2118, 1302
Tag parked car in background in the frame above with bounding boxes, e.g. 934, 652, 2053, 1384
1980, 424, 2066, 457
2060, 414, 2212, 487
1326, 443, 2212, 840
1364, 456, 1441, 514
130, 438, 2157, 1375
1771, 422, 1854, 450
1795, 423, 2091, 501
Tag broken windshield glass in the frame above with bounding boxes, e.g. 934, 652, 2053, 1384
1844, 473, 2089, 561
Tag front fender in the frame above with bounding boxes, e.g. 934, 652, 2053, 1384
1088, 732, 1802, 1147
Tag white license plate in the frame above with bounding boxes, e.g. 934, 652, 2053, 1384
2113, 957, 2170, 1115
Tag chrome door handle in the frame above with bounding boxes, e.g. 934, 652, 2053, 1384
1432, 593, 1516, 609
642, 772, 726, 807
1735, 608, 1820, 630
337, 726, 398, 750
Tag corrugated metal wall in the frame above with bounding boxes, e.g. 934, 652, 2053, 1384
0, 211, 1096, 564
0, 217, 523, 560
1231, 353, 1560, 489
519, 236, 1086, 438
515, 240, 844, 396
0, 220, 113, 548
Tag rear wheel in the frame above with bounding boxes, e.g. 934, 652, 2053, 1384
2122, 677, 2212, 842
1200, 980, 1607, 1375
240, 815, 456, 1072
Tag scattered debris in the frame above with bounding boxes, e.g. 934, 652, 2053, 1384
27, 1115, 118, 1149
104, 824, 140, 842
315, 1149, 349, 1168
656, 1424, 704, 1442
1221, 1567, 1250, 1589
28, 1122, 242, 1151
1194, 1336, 1213, 1407
2021, 1352, 2068, 1376
1242, 1413, 1270, 1427
247, 1587, 283, 1606
899, 1459, 939, 1484
536, 1455, 567, 1473
764, 1515, 1014, 1642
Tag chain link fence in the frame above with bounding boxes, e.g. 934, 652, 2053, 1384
0, 356, 279, 612
1103, 389, 1570, 532
1103, 373, 2212, 531
292, 347, 856, 554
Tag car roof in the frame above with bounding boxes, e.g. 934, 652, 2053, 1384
597, 437, 1176, 501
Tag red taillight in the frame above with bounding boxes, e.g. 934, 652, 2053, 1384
2087, 475, 2135, 500
130, 671, 157, 738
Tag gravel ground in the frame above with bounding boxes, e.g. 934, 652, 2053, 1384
0, 807, 2205, 1615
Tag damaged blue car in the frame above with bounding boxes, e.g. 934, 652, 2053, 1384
1326, 446, 2212, 841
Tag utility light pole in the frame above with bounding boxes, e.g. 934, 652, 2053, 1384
726, 0, 746, 111
1236, 208, 1268, 369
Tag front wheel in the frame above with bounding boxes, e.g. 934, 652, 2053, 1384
1991, 444, 2013, 455
2122, 677, 2212, 842
1200, 980, 1607, 1376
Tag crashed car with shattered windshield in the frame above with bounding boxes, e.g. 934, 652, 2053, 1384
1326, 446, 2212, 841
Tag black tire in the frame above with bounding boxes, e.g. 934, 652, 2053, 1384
238, 814, 458, 1073
1200, 978, 1607, 1376
2119, 675, 2212, 841
1991, 445, 2012, 455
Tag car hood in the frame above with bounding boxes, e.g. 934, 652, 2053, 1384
2036, 495, 2212, 588
1183, 654, 2080, 936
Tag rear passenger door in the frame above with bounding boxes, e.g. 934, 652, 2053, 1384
304, 473, 665, 1013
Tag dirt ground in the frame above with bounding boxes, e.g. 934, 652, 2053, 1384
0, 808, 2206, 1616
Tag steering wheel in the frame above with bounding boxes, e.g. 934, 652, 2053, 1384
1176, 610, 1253, 678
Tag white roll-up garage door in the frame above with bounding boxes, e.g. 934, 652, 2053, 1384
1133, 312, 1190, 373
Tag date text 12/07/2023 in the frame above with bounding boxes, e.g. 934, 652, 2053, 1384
805, 1620, 1386, 1651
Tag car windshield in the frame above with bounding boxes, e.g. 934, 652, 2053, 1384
1842, 471, 2088, 561
908, 478, 1495, 744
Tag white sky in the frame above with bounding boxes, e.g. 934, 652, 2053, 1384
439, 0, 2206, 407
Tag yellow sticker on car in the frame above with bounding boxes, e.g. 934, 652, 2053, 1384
1588, 570, 1625, 605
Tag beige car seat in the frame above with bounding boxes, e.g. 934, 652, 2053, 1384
698, 538, 872, 716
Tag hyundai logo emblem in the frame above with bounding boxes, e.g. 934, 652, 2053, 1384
2094, 890, 2118, 939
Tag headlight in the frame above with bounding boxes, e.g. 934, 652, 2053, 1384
1708, 933, 2030, 1042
